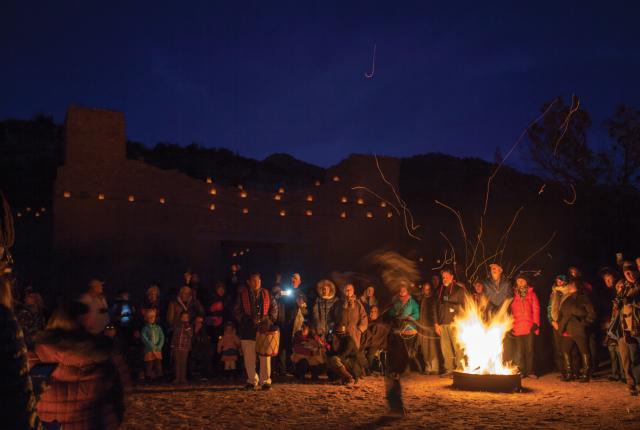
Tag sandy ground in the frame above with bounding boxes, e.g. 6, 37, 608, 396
123, 372, 640, 430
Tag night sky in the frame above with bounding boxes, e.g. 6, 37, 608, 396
2, 1, 639, 167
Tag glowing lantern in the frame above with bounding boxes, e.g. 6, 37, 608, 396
366, 211, 373, 219
357, 198, 364, 205
17, 212, 22, 218
340, 211, 347, 219
240, 191, 248, 198
232, 252, 238, 257
274, 194, 282, 201
239, 251, 244, 256
314, 180, 321, 186
242, 208, 249, 214
419, 257, 424, 262
246, 248, 250, 252
159, 197, 166, 204
206, 177, 213, 184
305, 209, 313, 216
40, 207, 46, 212
279, 209, 286, 217
387, 211, 393, 218
26, 207, 31, 212
128, 195, 135, 202
332, 175, 340, 182
63, 191, 71, 198
278, 187, 285, 194
98, 193, 105, 200
238, 185, 244, 190
340, 196, 348, 203
209, 204, 216, 211
210, 188, 217, 196
306, 195, 314, 202
380, 201, 387, 208
35, 212, 40, 218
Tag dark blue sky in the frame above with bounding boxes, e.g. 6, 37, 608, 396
2, 1, 639, 167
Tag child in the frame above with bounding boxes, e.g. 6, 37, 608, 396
217, 321, 241, 378
171, 311, 193, 384
191, 315, 213, 380
141, 309, 165, 383
291, 323, 326, 381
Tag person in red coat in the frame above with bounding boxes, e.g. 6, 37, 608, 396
510, 274, 540, 378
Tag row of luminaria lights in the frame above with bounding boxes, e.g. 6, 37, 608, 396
61, 191, 394, 218
205, 176, 338, 187
16, 206, 47, 218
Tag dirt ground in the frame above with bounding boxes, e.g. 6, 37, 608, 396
124, 372, 640, 429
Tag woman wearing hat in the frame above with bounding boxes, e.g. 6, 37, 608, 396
557, 279, 597, 382
510, 274, 540, 378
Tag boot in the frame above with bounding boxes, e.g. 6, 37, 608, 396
579, 354, 590, 383
561, 353, 573, 382
337, 365, 354, 385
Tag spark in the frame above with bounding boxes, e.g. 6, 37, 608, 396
563, 184, 577, 205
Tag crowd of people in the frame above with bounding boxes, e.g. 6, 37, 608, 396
2, 255, 640, 428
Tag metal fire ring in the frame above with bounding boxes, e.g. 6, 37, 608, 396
452, 371, 522, 393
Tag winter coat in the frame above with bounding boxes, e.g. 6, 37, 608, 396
360, 319, 390, 352
511, 287, 540, 336
204, 293, 231, 338
419, 293, 438, 328
436, 282, 467, 325
389, 295, 419, 334
30, 329, 124, 430
171, 321, 193, 351
483, 276, 513, 309
233, 287, 278, 340
217, 332, 241, 362
558, 292, 597, 338
141, 323, 165, 354
332, 297, 368, 349
166, 297, 204, 326
312, 284, 339, 338
0, 305, 41, 430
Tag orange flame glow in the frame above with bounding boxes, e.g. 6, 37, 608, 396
453, 296, 516, 375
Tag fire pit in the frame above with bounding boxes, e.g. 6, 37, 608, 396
452, 371, 522, 393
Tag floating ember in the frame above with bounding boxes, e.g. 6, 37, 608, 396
452, 296, 521, 392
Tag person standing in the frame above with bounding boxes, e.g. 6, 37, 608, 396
418, 282, 440, 375
166, 286, 204, 326
171, 311, 193, 384
548, 275, 570, 372
311, 279, 339, 340
388, 285, 422, 373
613, 262, 640, 395
360, 286, 378, 316
510, 275, 540, 378
435, 268, 466, 377
557, 280, 597, 383
332, 283, 368, 349
233, 272, 278, 390
600, 268, 624, 381
79, 279, 110, 335
15, 287, 46, 349
483, 264, 512, 312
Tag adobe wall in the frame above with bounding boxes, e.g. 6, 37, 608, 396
53, 106, 405, 296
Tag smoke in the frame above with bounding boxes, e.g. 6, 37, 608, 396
367, 251, 421, 294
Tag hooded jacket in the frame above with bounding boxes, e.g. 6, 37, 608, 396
511, 287, 540, 336
311, 280, 339, 337
547, 284, 569, 325
332, 296, 368, 349
30, 329, 124, 430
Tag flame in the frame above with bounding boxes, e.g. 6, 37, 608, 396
453, 296, 517, 375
